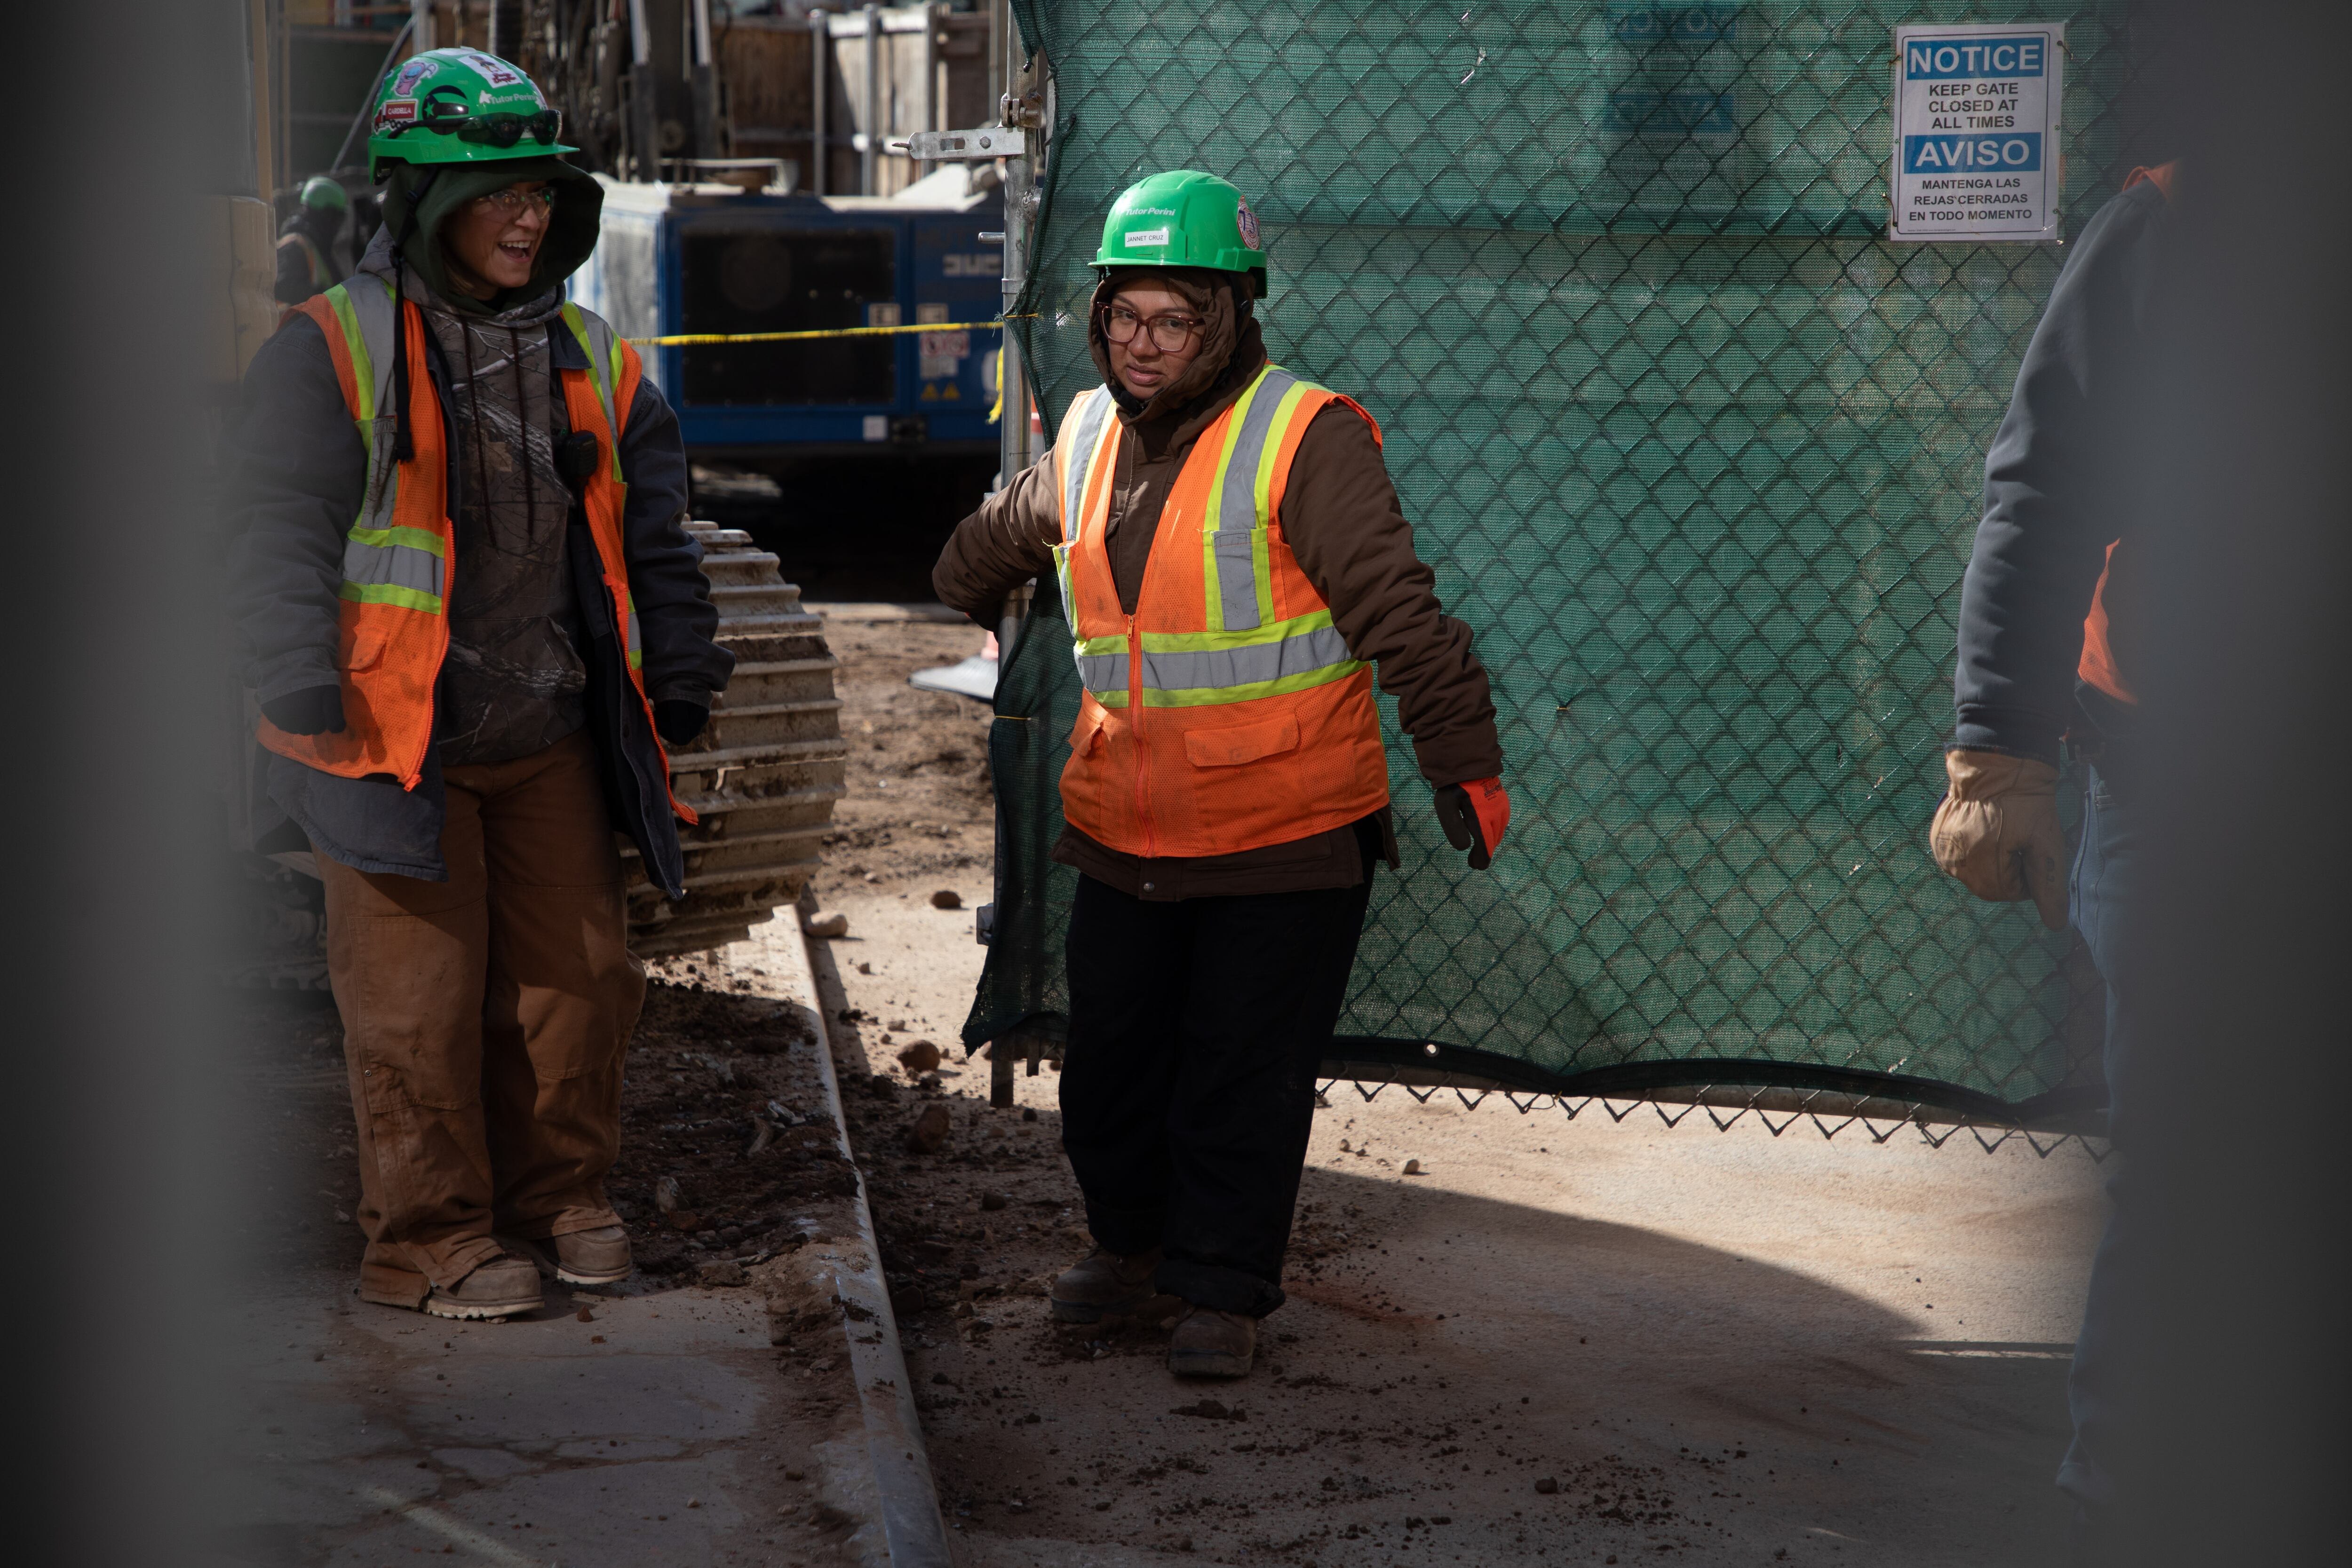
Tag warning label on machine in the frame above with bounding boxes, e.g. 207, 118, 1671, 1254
1890, 23, 2064, 242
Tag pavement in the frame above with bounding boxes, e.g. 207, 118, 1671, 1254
209, 940, 886, 1568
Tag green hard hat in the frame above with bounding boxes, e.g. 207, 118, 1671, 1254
367, 47, 576, 181
1092, 169, 1270, 299
299, 175, 348, 212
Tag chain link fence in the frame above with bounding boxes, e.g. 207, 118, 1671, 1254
967, 1, 2157, 1136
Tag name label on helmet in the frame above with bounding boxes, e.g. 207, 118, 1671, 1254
1125, 227, 1171, 248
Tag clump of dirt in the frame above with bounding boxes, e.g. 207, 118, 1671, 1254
608, 978, 858, 1276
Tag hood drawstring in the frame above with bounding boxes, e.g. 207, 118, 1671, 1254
387, 167, 443, 465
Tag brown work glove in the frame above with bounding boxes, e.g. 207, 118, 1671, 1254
1928, 750, 2069, 931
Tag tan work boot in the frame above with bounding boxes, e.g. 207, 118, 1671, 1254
509, 1225, 634, 1286
422, 1254, 543, 1321
1167, 1304, 1255, 1379
1050, 1246, 1163, 1323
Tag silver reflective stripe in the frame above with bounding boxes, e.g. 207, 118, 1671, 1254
341, 277, 405, 521
341, 534, 444, 598
1211, 367, 1303, 633
1139, 623, 1354, 692
627, 611, 643, 657
1061, 388, 1116, 543
1074, 651, 1130, 693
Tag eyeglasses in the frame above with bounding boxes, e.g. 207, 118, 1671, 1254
1101, 303, 1206, 353
472, 185, 558, 217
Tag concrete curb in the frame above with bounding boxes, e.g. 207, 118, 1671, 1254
779, 917, 956, 1568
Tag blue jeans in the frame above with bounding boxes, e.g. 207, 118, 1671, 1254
2059, 761, 2143, 1514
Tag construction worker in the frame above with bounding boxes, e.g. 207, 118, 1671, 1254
225, 49, 732, 1320
1928, 161, 2178, 1557
933, 171, 1508, 1379
274, 175, 351, 304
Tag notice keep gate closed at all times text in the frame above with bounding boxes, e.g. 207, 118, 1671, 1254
1891, 22, 2066, 242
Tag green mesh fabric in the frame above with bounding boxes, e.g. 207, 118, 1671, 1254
966, 2, 2137, 1121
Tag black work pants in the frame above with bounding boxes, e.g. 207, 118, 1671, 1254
1058, 862, 1375, 1317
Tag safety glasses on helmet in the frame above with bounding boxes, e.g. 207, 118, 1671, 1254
385, 95, 564, 149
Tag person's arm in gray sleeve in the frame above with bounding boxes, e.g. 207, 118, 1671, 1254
615, 369, 734, 711
931, 453, 1061, 624
224, 314, 366, 706
1954, 179, 2168, 764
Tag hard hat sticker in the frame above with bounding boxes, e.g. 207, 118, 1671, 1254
1235, 199, 1260, 249
459, 51, 523, 87
390, 58, 432, 97
1125, 227, 1171, 248
376, 98, 417, 127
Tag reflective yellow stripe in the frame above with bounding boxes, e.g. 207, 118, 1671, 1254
1137, 608, 1335, 654
1137, 661, 1361, 708
324, 284, 374, 424
338, 580, 443, 613
1135, 623, 1360, 703
345, 523, 446, 556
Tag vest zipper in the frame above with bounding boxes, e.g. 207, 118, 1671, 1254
1127, 612, 1154, 859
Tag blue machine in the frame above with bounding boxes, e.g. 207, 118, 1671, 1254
572, 177, 1005, 460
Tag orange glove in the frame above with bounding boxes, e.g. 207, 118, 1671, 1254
1435, 777, 1510, 870
1928, 750, 2068, 931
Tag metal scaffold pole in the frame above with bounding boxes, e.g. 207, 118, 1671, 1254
997, 7, 1039, 489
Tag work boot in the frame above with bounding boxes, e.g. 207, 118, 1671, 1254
1167, 1303, 1255, 1379
509, 1225, 635, 1286
1050, 1246, 1163, 1323
422, 1254, 544, 1321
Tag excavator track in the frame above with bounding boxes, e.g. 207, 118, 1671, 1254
624, 522, 845, 958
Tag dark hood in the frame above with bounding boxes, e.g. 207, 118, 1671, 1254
1089, 269, 1268, 435
374, 158, 603, 317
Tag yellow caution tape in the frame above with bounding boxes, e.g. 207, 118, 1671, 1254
627, 317, 1018, 347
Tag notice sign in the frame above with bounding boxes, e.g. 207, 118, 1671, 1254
1890, 22, 2064, 241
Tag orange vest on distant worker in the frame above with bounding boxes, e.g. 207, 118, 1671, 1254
256, 277, 690, 820
1049, 365, 1390, 858
2077, 161, 2177, 706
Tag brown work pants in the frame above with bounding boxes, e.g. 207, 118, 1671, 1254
313, 731, 645, 1308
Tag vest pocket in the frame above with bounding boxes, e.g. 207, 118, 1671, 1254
1183, 714, 1299, 768
1068, 704, 1107, 756
340, 620, 390, 675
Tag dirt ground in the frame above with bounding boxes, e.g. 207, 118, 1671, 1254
210, 607, 2107, 1566
793, 611, 2109, 1568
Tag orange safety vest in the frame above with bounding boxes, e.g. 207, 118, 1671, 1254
1050, 364, 1390, 858
257, 277, 691, 820
2076, 161, 2176, 706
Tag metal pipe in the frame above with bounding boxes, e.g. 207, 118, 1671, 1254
921, 2, 938, 138
809, 9, 828, 196
998, 15, 1035, 483
860, 4, 882, 196
627, 0, 657, 180
410, 0, 434, 54
690, 0, 720, 160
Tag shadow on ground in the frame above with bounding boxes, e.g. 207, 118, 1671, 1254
803, 922, 2085, 1568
